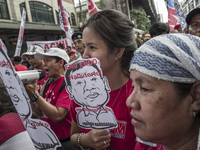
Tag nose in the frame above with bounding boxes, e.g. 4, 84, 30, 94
126, 90, 141, 110
82, 48, 90, 59
84, 80, 94, 91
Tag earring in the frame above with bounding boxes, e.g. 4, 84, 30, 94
193, 112, 197, 117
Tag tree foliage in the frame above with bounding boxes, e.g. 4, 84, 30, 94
130, 9, 151, 31
95, 0, 102, 10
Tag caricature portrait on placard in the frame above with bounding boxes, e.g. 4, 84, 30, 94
0, 48, 61, 150
65, 58, 118, 129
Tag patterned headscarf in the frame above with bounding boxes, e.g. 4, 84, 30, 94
130, 33, 200, 83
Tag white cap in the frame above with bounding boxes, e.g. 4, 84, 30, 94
22, 45, 44, 56
34, 48, 69, 63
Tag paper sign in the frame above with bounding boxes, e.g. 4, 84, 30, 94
64, 58, 118, 129
0, 48, 61, 150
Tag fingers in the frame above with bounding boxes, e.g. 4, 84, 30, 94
88, 129, 111, 150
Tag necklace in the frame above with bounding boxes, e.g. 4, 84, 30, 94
111, 86, 123, 108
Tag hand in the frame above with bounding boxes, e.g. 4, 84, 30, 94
84, 129, 111, 150
24, 79, 38, 97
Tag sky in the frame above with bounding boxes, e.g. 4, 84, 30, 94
154, 0, 168, 22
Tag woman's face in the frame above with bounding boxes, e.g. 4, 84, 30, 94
126, 70, 194, 144
82, 27, 116, 76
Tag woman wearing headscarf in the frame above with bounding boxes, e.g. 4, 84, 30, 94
127, 33, 200, 150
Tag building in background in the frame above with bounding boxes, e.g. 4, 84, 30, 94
180, 0, 200, 16
0, 0, 78, 57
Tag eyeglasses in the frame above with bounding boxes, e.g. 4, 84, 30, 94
189, 23, 200, 30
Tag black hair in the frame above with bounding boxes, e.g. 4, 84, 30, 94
58, 43, 65, 49
149, 22, 170, 37
54, 56, 67, 66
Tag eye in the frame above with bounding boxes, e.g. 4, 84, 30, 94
90, 46, 96, 50
192, 23, 198, 27
91, 77, 97, 81
141, 87, 149, 92
5, 70, 11, 76
77, 81, 83, 85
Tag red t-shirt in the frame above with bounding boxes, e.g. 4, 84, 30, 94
70, 80, 136, 150
37, 70, 48, 93
42, 77, 72, 140
14, 65, 28, 71
135, 142, 163, 150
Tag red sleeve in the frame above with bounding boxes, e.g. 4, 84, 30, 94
55, 88, 72, 110
0, 113, 26, 145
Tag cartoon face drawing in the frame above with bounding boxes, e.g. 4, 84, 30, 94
68, 65, 110, 107
0, 52, 30, 118
65, 58, 118, 129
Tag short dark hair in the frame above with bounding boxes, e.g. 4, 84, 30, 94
54, 56, 67, 67
149, 22, 170, 37
13, 56, 21, 63
58, 43, 64, 49
81, 9, 137, 77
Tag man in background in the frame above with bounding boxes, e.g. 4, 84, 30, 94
13, 56, 28, 71
149, 22, 170, 37
186, 7, 200, 37
22, 45, 48, 93
174, 24, 182, 33
71, 31, 85, 57
25, 48, 75, 150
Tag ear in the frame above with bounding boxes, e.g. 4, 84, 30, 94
103, 77, 111, 92
115, 48, 125, 60
58, 59, 64, 67
66, 85, 74, 99
190, 81, 200, 112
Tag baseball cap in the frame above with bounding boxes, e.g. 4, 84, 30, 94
68, 49, 77, 56
174, 24, 181, 29
186, 8, 200, 24
34, 48, 69, 63
71, 31, 82, 42
22, 45, 44, 56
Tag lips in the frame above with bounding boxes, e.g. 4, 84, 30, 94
86, 92, 99, 99
130, 113, 143, 126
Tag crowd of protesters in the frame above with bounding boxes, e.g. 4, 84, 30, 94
1, 7, 200, 150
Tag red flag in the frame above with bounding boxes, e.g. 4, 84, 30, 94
168, 0, 179, 31
88, 0, 99, 16
57, 0, 73, 41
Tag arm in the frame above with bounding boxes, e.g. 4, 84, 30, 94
70, 120, 111, 150
25, 81, 69, 123
35, 95, 69, 123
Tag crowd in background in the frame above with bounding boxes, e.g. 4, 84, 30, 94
1, 7, 200, 150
